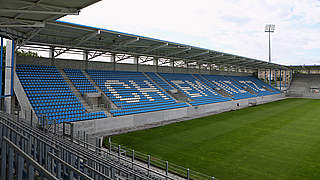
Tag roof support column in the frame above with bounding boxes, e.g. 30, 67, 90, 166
279, 69, 282, 90
0, 37, 3, 101
284, 69, 287, 88
111, 53, 116, 71
83, 50, 88, 70
170, 60, 174, 73
4, 39, 16, 114
184, 60, 189, 73
273, 69, 278, 88
49, 46, 55, 66
269, 69, 272, 86
134, 55, 139, 72
153, 57, 158, 72
264, 70, 267, 83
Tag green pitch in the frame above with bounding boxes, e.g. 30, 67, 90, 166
110, 98, 320, 180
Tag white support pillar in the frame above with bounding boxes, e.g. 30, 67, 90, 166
153, 57, 159, 72
83, 50, 89, 70
134, 55, 139, 72
185, 60, 189, 73
49, 46, 55, 66
111, 53, 116, 71
170, 60, 174, 73
5, 40, 16, 114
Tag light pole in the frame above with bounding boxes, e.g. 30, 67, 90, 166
265, 24, 275, 86
265, 24, 275, 63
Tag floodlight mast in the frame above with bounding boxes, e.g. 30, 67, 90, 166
265, 24, 275, 63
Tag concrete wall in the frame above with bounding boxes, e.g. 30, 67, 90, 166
72, 93, 285, 137
13, 72, 38, 124
16, 56, 252, 76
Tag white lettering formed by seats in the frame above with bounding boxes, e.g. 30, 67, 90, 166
240, 81, 265, 91
171, 80, 209, 98
105, 80, 141, 103
224, 80, 247, 93
212, 81, 233, 94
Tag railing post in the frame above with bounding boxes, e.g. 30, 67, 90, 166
166, 161, 168, 178
118, 145, 121, 161
62, 122, 65, 138
17, 154, 24, 180
30, 110, 33, 127
70, 124, 74, 142
1, 141, 7, 179
85, 134, 89, 149
8, 146, 13, 180
54, 119, 56, 134
83, 131, 86, 147
187, 168, 190, 180
148, 155, 151, 176
132, 149, 135, 169
95, 137, 99, 154
108, 136, 112, 153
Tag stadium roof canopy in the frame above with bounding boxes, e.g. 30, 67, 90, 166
0, 0, 100, 22
0, 1, 288, 70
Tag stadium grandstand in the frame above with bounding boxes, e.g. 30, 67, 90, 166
1, 0, 319, 179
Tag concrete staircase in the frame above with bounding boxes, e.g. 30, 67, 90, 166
192, 74, 232, 98
59, 69, 92, 110
153, 72, 192, 105
230, 79, 257, 95
59, 69, 110, 116
81, 70, 118, 113
143, 72, 179, 102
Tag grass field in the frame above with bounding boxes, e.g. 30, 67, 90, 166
110, 98, 320, 180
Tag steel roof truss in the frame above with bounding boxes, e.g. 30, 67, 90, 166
186, 50, 209, 59
140, 43, 168, 54
54, 30, 100, 57
167, 47, 191, 56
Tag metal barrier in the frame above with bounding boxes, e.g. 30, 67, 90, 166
0, 110, 179, 180
107, 138, 217, 180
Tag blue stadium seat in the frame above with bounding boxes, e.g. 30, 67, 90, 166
16, 64, 107, 123
196, 74, 256, 100
145, 72, 174, 91
87, 70, 189, 116
159, 73, 232, 105
230, 76, 280, 96
64, 68, 98, 95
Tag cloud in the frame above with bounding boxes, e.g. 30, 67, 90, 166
60, 0, 320, 66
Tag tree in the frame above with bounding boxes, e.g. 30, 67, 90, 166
1, 46, 40, 59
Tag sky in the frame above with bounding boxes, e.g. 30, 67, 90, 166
59, 0, 320, 66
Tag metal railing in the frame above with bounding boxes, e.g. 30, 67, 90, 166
0, 109, 180, 180
107, 137, 217, 180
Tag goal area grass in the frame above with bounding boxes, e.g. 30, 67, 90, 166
110, 98, 320, 179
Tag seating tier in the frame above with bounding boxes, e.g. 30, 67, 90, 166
16, 64, 107, 123
159, 73, 232, 105
197, 74, 256, 100
230, 76, 280, 96
87, 70, 189, 116
145, 72, 174, 91
64, 68, 98, 95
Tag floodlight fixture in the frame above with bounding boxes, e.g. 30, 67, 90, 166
265, 24, 275, 63
265, 24, 275, 32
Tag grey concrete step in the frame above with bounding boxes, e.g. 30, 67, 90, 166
192, 74, 232, 97
81, 70, 116, 116
58, 69, 94, 112
143, 72, 179, 102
